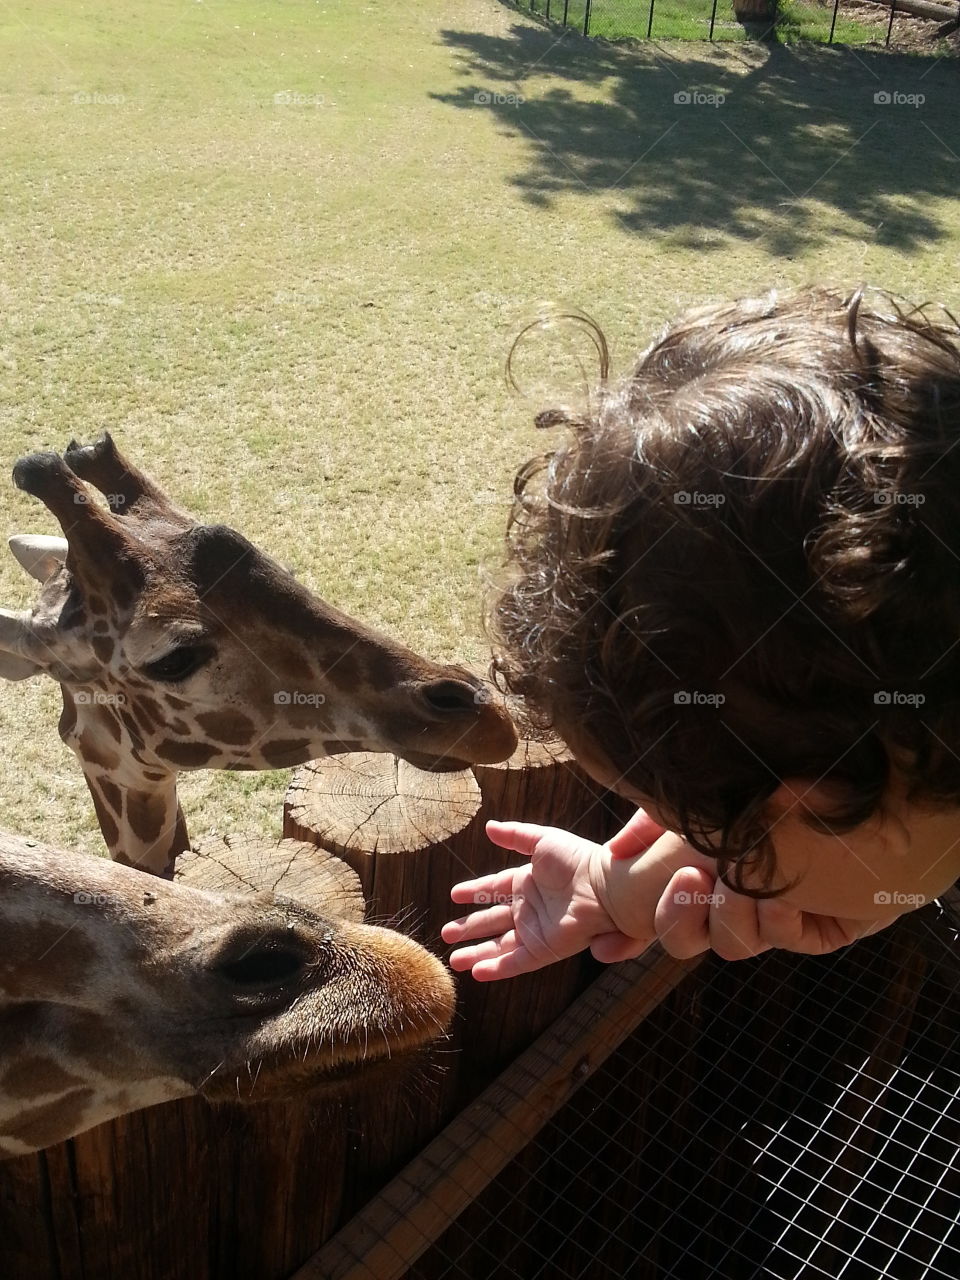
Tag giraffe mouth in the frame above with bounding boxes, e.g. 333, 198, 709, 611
199, 1041, 431, 1104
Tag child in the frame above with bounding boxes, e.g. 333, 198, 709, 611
443, 286, 960, 980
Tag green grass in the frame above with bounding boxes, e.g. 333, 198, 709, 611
0, 0, 958, 854
535, 0, 890, 45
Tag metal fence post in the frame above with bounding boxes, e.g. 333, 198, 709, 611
583, 0, 592, 36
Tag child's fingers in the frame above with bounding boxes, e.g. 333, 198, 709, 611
708, 884, 772, 962
589, 931, 653, 964
470, 944, 549, 983
484, 819, 546, 857
449, 868, 517, 906
447, 930, 520, 973
441, 904, 515, 945
653, 867, 715, 958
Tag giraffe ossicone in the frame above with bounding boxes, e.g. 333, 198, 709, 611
0, 434, 518, 876
0, 832, 455, 1158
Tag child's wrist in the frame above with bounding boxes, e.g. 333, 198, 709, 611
588, 845, 649, 942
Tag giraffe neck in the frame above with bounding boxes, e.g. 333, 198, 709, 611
82, 770, 189, 877
61, 693, 189, 876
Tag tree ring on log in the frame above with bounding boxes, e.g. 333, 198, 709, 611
176, 834, 365, 922
284, 752, 482, 858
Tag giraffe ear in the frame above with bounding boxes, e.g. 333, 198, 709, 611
0, 609, 43, 680
8, 534, 68, 583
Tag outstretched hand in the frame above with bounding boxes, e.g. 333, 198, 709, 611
444, 811, 903, 982
441, 820, 647, 982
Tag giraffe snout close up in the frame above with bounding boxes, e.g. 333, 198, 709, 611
388, 668, 519, 772
192, 908, 456, 1103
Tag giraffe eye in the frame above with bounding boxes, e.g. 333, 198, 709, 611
143, 644, 214, 683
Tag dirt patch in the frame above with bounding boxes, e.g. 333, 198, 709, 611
840, 0, 960, 52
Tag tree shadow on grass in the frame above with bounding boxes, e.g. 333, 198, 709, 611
431, 18, 959, 255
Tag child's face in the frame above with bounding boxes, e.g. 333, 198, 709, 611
567, 730, 960, 920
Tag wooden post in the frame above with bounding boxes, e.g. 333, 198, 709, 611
284, 732, 635, 1111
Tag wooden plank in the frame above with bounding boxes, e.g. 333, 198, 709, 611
295, 947, 702, 1280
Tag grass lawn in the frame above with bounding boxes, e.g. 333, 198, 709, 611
550, 0, 890, 45
0, 0, 958, 855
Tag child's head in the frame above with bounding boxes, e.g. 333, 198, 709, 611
491, 286, 960, 897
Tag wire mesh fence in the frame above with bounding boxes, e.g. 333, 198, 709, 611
392, 897, 960, 1279
518, 0, 960, 49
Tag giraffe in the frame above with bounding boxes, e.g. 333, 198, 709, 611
0, 434, 518, 876
0, 831, 455, 1158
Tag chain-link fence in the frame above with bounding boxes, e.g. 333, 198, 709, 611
518, 0, 960, 50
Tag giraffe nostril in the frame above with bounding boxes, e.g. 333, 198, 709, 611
420, 679, 483, 716
218, 949, 305, 987
213, 930, 315, 991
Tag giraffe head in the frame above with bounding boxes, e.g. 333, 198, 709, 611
0, 834, 455, 1157
0, 435, 517, 872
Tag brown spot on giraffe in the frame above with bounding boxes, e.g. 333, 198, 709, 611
99, 775, 123, 817
126, 791, 172, 846
195, 710, 256, 745
261, 738, 312, 767
100, 708, 123, 743
77, 729, 121, 773
88, 786, 120, 850
157, 740, 220, 768
131, 696, 159, 735
6, 1089, 97, 1150
2, 1056, 84, 1099
91, 633, 114, 664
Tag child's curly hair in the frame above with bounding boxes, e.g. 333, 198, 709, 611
490, 286, 960, 894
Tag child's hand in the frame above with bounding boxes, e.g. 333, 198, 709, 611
442, 820, 646, 982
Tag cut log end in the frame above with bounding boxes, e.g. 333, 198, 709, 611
284, 752, 483, 858
176, 834, 365, 923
